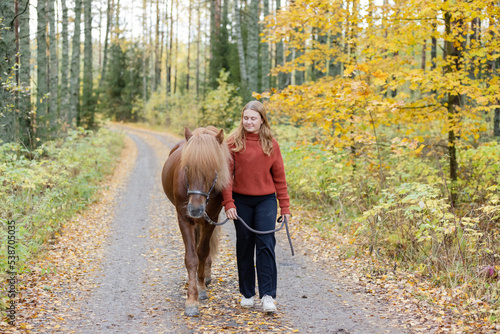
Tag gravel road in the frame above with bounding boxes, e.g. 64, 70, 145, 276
63, 125, 409, 334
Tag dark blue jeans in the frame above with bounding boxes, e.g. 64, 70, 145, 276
233, 192, 277, 299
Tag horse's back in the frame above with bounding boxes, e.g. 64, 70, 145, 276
161, 141, 184, 205
168, 140, 183, 156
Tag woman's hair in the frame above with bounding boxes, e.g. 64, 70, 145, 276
228, 101, 274, 155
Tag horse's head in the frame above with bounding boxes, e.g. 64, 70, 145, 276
181, 127, 231, 218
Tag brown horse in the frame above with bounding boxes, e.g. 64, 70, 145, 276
161, 126, 231, 316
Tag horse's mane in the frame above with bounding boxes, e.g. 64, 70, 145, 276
180, 126, 231, 192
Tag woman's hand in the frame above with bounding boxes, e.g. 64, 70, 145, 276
226, 208, 237, 220
283, 213, 291, 222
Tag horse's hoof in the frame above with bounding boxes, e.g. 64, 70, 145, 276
199, 290, 208, 300
184, 305, 200, 317
205, 277, 212, 286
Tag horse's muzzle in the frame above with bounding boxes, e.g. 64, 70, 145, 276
187, 203, 205, 218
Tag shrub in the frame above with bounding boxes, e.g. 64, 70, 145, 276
0, 128, 123, 305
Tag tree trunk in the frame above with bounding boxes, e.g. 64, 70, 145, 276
37, 0, 49, 139
18, 0, 32, 146
81, 0, 94, 129
114, 0, 120, 40
98, 0, 112, 93
209, 0, 222, 88
431, 23, 437, 70
470, 17, 480, 79
155, 0, 161, 92
167, 0, 174, 94
247, 0, 259, 94
492, 23, 499, 137
48, 0, 58, 134
60, 0, 70, 120
494, 107, 500, 137
275, 0, 285, 89
203, 13, 209, 98
261, 0, 270, 92
444, 10, 463, 205
313, 31, 328, 80
294, 48, 304, 85
174, 0, 179, 94
421, 40, 426, 71
69, 0, 82, 128
328, 10, 342, 77
0, 0, 17, 142
164, 0, 170, 106
234, 0, 247, 89
186, 0, 192, 92
142, 0, 148, 110
196, 1, 201, 97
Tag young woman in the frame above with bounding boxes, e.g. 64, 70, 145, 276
222, 100, 291, 313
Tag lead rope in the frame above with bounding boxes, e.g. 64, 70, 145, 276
203, 213, 295, 256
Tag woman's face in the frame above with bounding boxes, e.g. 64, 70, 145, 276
243, 109, 263, 134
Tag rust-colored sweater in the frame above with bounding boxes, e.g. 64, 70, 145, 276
222, 132, 290, 215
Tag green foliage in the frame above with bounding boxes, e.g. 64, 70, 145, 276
200, 70, 243, 132
457, 142, 500, 203
140, 70, 243, 135
0, 128, 123, 280
99, 41, 144, 122
141, 91, 201, 135
281, 135, 500, 295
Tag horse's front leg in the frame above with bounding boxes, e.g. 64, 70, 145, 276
196, 223, 215, 301
178, 218, 199, 316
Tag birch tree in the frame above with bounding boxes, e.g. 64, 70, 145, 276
60, 0, 70, 115
167, 0, 174, 95
275, 0, 285, 89
18, 0, 32, 145
49, 0, 58, 133
37, 0, 49, 139
0, 2, 17, 142
195, 1, 201, 96
98, 0, 112, 95
247, 0, 259, 94
69, 0, 82, 128
142, 0, 147, 109
261, 0, 270, 92
173, 0, 179, 93
209, 0, 221, 88
81, 0, 95, 128
234, 0, 247, 90
154, 0, 161, 92
186, 0, 192, 92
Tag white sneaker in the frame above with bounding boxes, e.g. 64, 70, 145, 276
261, 295, 277, 313
240, 295, 254, 308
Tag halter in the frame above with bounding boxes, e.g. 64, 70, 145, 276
185, 167, 218, 203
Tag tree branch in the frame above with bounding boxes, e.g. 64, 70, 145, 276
10, 0, 30, 30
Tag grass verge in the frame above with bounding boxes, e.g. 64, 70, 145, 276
0, 128, 124, 314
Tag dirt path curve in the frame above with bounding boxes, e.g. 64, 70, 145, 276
62, 125, 410, 334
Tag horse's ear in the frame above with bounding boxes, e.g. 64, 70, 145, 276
185, 127, 193, 141
216, 129, 224, 144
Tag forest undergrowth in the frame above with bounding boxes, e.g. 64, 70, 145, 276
278, 127, 500, 326
0, 128, 123, 316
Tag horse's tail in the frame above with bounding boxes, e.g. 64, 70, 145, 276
209, 225, 221, 259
